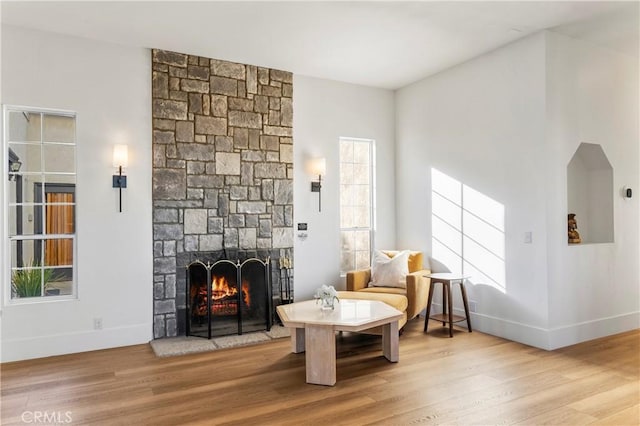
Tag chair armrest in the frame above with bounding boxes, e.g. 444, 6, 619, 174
346, 269, 371, 291
405, 269, 431, 320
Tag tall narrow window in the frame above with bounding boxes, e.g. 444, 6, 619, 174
5, 106, 77, 301
339, 137, 375, 275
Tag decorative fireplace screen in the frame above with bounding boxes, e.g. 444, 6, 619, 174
187, 257, 272, 338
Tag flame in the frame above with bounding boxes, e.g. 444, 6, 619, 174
242, 279, 250, 307
211, 276, 250, 307
192, 276, 252, 317
212, 275, 237, 300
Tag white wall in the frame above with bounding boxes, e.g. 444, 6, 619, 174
0, 27, 395, 360
1, 26, 153, 361
2, 24, 635, 361
396, 30, 639, 350
293, 76, 395, 300
395, 33, 552, 348
545, 32, 639, 348
566, 144, 614, 244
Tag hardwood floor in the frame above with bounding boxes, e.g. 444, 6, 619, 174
1, 319, 638, 425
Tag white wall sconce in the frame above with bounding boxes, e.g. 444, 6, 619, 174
112, 144, 128, 212
308, 157, 326, 212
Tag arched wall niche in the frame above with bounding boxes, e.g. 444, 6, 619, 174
567, 142, 614, 244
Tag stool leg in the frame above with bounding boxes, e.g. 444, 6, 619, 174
424, 280, 436, 332
447, 282, 454, 337
460, 281, 472, 332
441, 283, 447, 326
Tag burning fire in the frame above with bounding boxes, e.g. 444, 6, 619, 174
211, 276, 250, 307
192, 275, 251, 317
212, 275, 237, 300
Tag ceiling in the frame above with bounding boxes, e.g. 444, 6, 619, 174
1, 1, 638, 89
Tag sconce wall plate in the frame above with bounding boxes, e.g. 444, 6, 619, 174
112, 175, 127, 188
311, 176, 322, 211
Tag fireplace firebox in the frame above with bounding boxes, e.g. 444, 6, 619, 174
187, 258, 272, 338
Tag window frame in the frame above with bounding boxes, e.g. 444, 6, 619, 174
339, 136, 376, 276
3, 105, 78, 305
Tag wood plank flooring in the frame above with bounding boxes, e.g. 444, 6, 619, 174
1, 319, 638, 425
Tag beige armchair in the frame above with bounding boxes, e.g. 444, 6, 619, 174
346, 250, 431, 321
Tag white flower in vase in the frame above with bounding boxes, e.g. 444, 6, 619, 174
314, 285, 339, 310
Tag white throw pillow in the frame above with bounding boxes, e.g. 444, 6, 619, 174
368, 250, 410, 288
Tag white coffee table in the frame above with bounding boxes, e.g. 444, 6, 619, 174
276, 299, 403, 386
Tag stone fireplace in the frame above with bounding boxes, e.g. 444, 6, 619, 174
151, 49, 294, 338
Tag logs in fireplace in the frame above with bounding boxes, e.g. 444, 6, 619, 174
187, 257, 272, 338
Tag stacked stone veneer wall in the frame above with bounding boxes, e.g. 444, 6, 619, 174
151, 49, 293, 338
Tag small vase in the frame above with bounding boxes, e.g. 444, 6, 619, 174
321, 297, 335, 310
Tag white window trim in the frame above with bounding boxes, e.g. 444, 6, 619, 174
3, 105, 78, 306
339, 136, 376, 276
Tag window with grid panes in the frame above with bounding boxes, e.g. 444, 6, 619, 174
339, 137, 374, 275
4, 106, 77, 302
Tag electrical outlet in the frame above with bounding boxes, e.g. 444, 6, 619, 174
468, 301, 477, 313
524, 232, 533, 244
93, 318, 103, 330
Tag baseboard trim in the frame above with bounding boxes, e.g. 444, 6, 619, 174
547, 311, 640, 350
1, 323, 152, 363
422, 303, 549, 349
463, 310, 550, 349
3, 310, 638, 362
425, 303, 640, 350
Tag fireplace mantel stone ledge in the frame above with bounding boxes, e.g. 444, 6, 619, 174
150, 325, 291, 357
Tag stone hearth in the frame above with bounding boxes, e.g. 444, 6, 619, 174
151, 49, 294, 338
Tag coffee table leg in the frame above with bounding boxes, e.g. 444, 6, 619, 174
382, 321, 399, 362
291, 327, 305, 353
305, 324, 336, 386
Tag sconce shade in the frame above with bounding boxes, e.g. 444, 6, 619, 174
113, 144, 128, 168
308, 157, 326, 177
